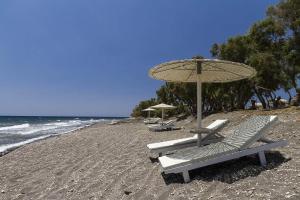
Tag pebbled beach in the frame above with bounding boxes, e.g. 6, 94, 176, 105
0, 108, 299, 200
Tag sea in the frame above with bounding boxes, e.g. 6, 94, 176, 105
0, 116, 123, 154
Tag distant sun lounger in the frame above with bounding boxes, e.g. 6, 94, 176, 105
144, 117, 161, 124
158, 115, 288, 183
147, 119, 229, 156
148, 120, 177, 132
108, 120, 120, 125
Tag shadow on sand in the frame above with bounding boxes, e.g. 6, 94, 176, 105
162, 151, 290, 184
149, 156, 159, 163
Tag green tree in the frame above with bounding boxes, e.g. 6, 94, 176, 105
131, 98, 157, 117
132, 0, 300, 117
267, 0, 300, 90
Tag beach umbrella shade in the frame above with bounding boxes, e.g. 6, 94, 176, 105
149, 59, 256, 145
142, 107, 156, 118
151, 103, 176, 123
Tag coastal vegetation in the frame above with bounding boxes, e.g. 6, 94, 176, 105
132, 0, 300, 118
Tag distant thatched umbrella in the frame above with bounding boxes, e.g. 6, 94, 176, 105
142, 107, 156, 118
151, 103, 176, 123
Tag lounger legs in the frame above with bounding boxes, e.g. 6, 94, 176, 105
258, 151, 267, 166
182, 170, 190, 183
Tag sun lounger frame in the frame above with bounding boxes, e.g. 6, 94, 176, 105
148, 120, 176, 132
162, 139, 287, 182
158, 116, 288, 183
153, 137, 223, 156
147, 119, 228, 155
144, 117, 161, 124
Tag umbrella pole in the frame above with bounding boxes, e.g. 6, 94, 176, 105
197, 62, 202, 147
162, 108, 164, 124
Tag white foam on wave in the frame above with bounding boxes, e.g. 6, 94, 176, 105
19, 121, 80, 135
0, 123, 30, 131
17, 119, 98, 135
0, 135, 50, 153
19, 126, 59, 135
0, 127, 84, 154
89, 119, 107, 123
44, 122, 69, 126
44, 120, 81, 127
0, 119, 106, 136
0, 119, 113, 153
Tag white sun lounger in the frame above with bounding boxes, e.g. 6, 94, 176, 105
158, 115, 288, 183
144, 117, 161, 124
148, 120, 176, 132
147, 119, 229, 155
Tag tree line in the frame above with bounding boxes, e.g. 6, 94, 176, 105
132, 0, 300, 118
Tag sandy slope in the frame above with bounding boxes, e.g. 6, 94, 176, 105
0, 108, 299, 200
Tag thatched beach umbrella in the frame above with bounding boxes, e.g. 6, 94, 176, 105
142, 107, 156, 118
149, 59, 256, 145
151, 103, 175, 124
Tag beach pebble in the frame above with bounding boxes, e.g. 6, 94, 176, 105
124, 190, 132, 195
68, 189, 74, 193
285, 192, 295, 198
1, 190, 5, 193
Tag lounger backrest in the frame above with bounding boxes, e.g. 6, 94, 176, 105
164, 120, 176, 125
206, 119, 228, 131
223, 115, 277, 150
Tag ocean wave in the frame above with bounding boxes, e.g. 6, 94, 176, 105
44, 120, 81, 127
0, 135, 50, 153
0, 117, 118, 154
89, 119, 107, 123
44, 122, 69, 126
17, 120, 97, 135
0, 126, 89, 153
0, 119, 104, 135
0, 123, 30, 131
19, 126, 59, 135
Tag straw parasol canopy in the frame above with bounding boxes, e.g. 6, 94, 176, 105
149, 59, 256, 145
142, 108, 156, 111
142, 107, 156, 118
149, 59, 256, 83
151, 103, 176, 123
151, 103, 176, 109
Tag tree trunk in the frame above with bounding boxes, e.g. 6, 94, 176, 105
253, 87, 267, 109
287, 90, 292, 104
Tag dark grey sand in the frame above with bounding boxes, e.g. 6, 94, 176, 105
0, 108, 299, 200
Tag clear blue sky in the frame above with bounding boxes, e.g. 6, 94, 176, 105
0, 0, 283, 117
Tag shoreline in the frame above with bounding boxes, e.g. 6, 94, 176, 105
0, 121, 104, 157
0, 109, 299, 199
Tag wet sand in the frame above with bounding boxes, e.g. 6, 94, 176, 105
0, 108, 299, 200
